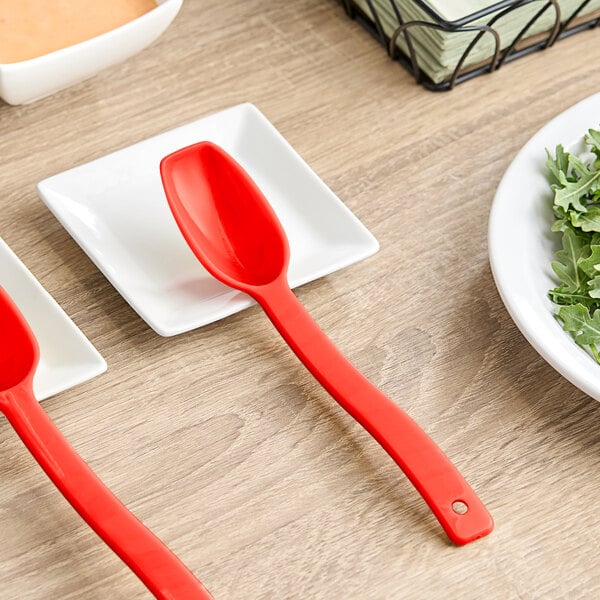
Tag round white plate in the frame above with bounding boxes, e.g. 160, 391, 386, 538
488, 92, 600, 402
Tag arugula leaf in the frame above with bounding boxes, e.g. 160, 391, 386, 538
588, 275, 600, 299
549, 287, 597, 309
545, 145, 569, 185
551, 227, 589, 292
585, 129, 600, 158
588, 129, 600, 171
570, 207, 600, 232
551, 205, 570, 232
553, 162, 600, 212
556, 304, 600, 346
577, 244, 600, 277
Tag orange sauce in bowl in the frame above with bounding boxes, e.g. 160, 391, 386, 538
0, 0, 157, 64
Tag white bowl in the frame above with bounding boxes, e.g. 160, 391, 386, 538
0, 0, 183, 105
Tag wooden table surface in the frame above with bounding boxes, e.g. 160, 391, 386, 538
1, 1, 600, 598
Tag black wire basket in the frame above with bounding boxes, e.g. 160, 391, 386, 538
340, 0, 600, 90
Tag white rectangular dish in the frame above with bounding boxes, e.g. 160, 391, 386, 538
38, 103, 380, 336
0, 238, 106, 400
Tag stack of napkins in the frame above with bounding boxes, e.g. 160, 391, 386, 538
352, 0, 600, 84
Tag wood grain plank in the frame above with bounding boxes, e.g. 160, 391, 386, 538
1, 0, 600, 598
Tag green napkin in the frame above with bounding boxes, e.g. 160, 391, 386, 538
353, 0, 600, 83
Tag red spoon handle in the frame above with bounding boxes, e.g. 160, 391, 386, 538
254, 280, 493, 545
0, 385, 214, 600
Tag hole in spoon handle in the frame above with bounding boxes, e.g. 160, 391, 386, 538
254, 279, 493, 545
452, 500, 469, 515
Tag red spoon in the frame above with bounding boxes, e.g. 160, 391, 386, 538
160, 142, 494, 545
0, 286, 214, 599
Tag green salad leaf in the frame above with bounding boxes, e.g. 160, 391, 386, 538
551, 227, 589, 292
555, 304, 600, 362
547, 128, 600, 362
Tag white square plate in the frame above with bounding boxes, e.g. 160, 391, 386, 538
38, 103, 379, 336
0, 238, 107, 400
